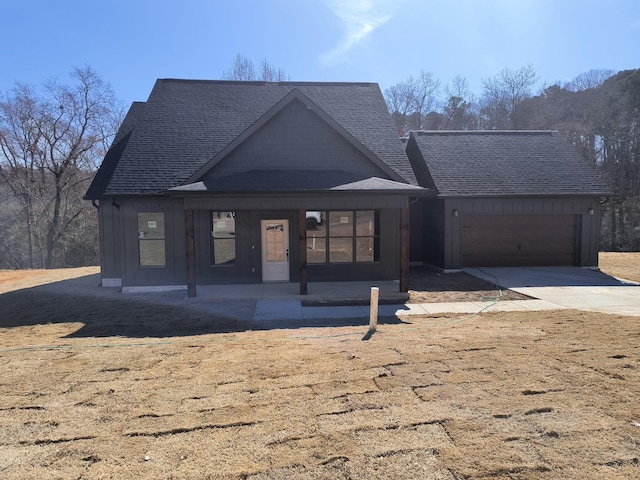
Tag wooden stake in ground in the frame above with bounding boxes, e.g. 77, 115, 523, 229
369, 286, 379, 332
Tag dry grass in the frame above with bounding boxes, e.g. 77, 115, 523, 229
0, 267, 99, 292
600, 252, 640, 283
0, 255, 639, 479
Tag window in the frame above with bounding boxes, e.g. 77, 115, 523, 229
355, 210, 378, 262
306, 210, 379, 264
211, 211, 236, 265
138, 212, 166, 267
329, 211, 354, 262
307, 217, 327, 264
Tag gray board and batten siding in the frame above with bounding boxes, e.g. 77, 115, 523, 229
86, 80, 424, 290
98, 197, 187, 288
96, 195, 408, 288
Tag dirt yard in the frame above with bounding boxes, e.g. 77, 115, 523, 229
0, 255, 639, 479
408, 266, 528, 303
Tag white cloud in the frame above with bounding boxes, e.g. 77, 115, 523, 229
319, 0, 399, 67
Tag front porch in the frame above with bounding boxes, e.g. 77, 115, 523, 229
179, 193, 415, 297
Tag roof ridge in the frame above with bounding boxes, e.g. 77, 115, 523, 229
412, 130, 557, 136
157, 78, 377, 87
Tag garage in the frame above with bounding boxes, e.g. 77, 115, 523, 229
405, 131, 609, 269
461, 214, 579, 267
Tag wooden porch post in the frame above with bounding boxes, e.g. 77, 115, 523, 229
399, 206, 409, 293
185, 209, 196, 297
299, 209, 308, 295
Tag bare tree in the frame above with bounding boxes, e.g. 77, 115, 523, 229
259, 58, 288, 82
0, 66, 121, 268
407, 71, 441, 130
480, 65, 538, 129
384, 82, 414, 135
223, 53, 289, 82
442, 76, 478, 129
222, 53, 257, 81
566, 69, 615, 91
384, 71, 441, 135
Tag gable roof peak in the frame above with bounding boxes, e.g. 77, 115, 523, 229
184, 86, 405, 185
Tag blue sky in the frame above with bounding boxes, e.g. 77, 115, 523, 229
1, 0, 638, 106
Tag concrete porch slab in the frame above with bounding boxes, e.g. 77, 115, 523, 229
253, 299, 303, 321
196, 280, 406, 303
197, 283, 265, 299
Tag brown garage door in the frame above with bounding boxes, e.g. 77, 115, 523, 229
462, 215, 579, 267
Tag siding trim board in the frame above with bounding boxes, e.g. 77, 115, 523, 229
181, 193, 413, 211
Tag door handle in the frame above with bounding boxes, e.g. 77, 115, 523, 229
286, 249, 289, 262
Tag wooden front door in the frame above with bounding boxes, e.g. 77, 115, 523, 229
261, 220, 290, 282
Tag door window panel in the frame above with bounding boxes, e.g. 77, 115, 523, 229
265, 223, 285, 262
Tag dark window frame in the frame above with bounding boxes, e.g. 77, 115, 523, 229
210, 211, 236, 266
307, 210, 380, 265
137, 211, 167, 268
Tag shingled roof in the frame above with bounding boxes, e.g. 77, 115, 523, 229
86, 80, 416, 198
407, 131, 610, 197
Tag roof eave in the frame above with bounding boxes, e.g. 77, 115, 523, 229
168, 188, 431, 197
433, 192, 612, 198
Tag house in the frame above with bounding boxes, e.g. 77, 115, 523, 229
84, 80, 426, 295
405, 130, 610, 270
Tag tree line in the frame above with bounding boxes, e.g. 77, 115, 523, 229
0, 56, 286, 270
383, 66, 640, 251
0, 67, 122, 269
0, 60, 637, 269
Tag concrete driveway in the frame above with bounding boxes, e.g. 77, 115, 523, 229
466, 266, 640, 316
